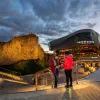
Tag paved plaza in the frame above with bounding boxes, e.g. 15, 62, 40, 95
0, 68, 100, 100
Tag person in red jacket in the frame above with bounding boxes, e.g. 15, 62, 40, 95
63, 51, 74, 89
49, 55, 60, 88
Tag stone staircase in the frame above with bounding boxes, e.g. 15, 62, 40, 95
0, 71, 23, 81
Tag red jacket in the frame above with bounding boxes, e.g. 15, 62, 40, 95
63, 56, 74, 70
49, 59, 56, 73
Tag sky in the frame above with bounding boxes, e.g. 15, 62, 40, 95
0, 0, 100, 51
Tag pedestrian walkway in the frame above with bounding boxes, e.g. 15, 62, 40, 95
0, 81, 100, 100
0, 68, 100, 100
0, 66, 89, 94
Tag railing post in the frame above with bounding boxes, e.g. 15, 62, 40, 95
20, 73, 21, 77
45, 76, 47, 86
2, 74, 3, 79
35, 74, 38, 90
76, 63, 78, 84
51, 74, 54, 88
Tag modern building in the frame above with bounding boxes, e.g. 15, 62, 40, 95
49, 29, 100, 60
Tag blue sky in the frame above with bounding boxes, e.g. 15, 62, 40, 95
0, 0, 100, 51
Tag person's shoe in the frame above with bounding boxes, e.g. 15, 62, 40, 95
66, 88, 69, 91
69, 85, 73, 89
65, 85, 67, 88
54, 86, 57, 88
65, 85, 69, 88
65, 86, 69, 91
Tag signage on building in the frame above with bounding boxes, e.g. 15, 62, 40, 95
77, 41, 94, 44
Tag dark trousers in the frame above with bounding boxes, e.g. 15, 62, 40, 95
53, 68, 59, 88
65, 70, 72, 87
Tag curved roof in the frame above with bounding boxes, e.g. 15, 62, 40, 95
49, 29, 100, 50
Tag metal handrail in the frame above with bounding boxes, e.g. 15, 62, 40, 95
0, 66, 21, 76
0, 67, 23, 82
33, 62, 79, 90
33, 60, 100, 90
33, 67, 53, 90
33, 67, 51, 76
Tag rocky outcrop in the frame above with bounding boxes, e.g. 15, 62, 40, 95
38, 45, 45, 60
0, 33, 44, 65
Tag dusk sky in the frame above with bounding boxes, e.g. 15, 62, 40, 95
0, 0, 100, 51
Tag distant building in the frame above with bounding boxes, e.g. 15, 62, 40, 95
44, 52, 54, 63
49, 29, 100, 60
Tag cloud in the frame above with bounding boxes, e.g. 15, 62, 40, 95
39, 30, 59, 36
0, 28, 14, 42
27, 0, 67, 21
86, 23, 96, 28
0, 0, 100, 50
0, 0, 19, 17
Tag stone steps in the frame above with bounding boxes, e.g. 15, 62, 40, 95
0, 71, 23, 81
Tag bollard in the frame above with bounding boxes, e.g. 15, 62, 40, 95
35, 74, 38, 90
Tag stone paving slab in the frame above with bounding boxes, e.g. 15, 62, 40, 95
0, 81, 99, 100
0, 82, 100, 100
0, 68, 100, 100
